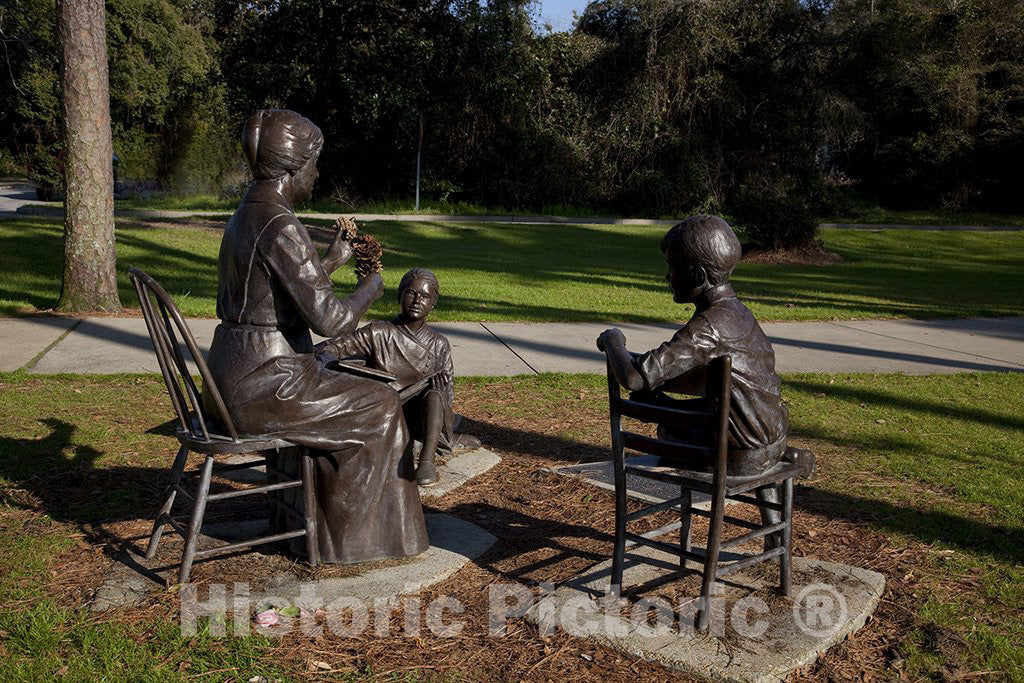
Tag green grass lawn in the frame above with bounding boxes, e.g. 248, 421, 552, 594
0, 372, 1021, 678
784, 372, 1024, 678
112, 193, 1024, 227
1, 216, 1023, 321
829, 202, 1024, 228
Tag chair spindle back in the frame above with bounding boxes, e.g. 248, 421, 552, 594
129, 267, 239, 442
606, 354, 732, 471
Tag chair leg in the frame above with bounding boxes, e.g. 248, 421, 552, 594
178, 454, 215, 585
756, 483, 783, 550
679, 487, 692, 573
780, 477, 794, 596
610, 464, 627, 597
697, 491, 725, 630
264, 449, 283, 537
146, 444, 189, 560
301, 452, 320, 567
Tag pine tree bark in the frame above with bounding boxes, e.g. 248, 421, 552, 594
56, 0, 122, 313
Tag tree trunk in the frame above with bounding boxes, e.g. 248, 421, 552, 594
57, 0, 122, 313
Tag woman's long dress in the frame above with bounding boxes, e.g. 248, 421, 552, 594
203, 183, 428, 563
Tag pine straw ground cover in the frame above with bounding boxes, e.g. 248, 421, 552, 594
0, 372, 1022, 681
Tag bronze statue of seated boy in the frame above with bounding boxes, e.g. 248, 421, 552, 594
599, 215, 813, 534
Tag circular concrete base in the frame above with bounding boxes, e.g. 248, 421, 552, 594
92, 513, 495, 612
250, 513, 496, 605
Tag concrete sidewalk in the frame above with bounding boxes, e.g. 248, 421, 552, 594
3, 315, 1022, 376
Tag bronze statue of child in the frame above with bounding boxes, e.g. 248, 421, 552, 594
598, 215, 813, 537
317, 268, 479, 486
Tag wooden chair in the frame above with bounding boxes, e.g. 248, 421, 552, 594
605, 354, 804, 629
130, 268, 319, 584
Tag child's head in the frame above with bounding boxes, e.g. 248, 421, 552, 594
397, 268, 440, 323
660, 215, 741, 303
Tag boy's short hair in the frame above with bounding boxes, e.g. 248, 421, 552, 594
661, 214, 741, 287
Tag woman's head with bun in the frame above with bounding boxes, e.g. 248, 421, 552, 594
241, 109, 323, 181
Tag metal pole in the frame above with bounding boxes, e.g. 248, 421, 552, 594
415, 114, 423, 211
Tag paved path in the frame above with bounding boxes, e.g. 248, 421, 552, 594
5, 184, 1022, 230
0, 182, 44, 217
3, 315, 1021, 375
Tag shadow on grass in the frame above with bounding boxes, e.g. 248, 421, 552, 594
0, 220, 219, 316
0, 418, 177, 526
444, 501, 612, 584
439, 483, 1024, 586
0, 417, 277, 582
4, 217, 1024, 321
797, 486, 1024, 566
116, 230, 219, 302
4, 371, 1023, 580
462, 405, 1024, 566
458, 415, 607, 464
786, 377, 1024, 434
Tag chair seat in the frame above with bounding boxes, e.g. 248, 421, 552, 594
624, 455, 805, 496
175, 425, 295, 455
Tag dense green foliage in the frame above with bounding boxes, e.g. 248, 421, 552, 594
105, 0, 236, 189
3, 0, 1022, 245
825, 0, 1024, 212
0, 0, 62, 192
1, 0, 237, 194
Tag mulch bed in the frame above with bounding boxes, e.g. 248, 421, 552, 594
742, 241, 844, 266
24, 383, 974, 681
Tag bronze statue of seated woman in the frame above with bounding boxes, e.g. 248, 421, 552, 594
203, 109, 428, 564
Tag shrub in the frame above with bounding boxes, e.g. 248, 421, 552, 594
729, 185, 818, 250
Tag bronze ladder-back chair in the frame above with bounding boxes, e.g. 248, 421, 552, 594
130, 267, 319, 584
606, 354, 804, 629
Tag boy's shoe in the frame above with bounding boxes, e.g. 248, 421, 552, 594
783, 447, 816, 479
452, 433, 481, 451
416, 459, 439, 487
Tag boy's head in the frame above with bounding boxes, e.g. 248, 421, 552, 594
660, 215, 741, 304
397, 268, 440, 323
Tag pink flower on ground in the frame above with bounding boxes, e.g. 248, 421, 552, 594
255, 609, 279, 627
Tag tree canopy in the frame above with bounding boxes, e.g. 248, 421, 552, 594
2, 0, 1022, 246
